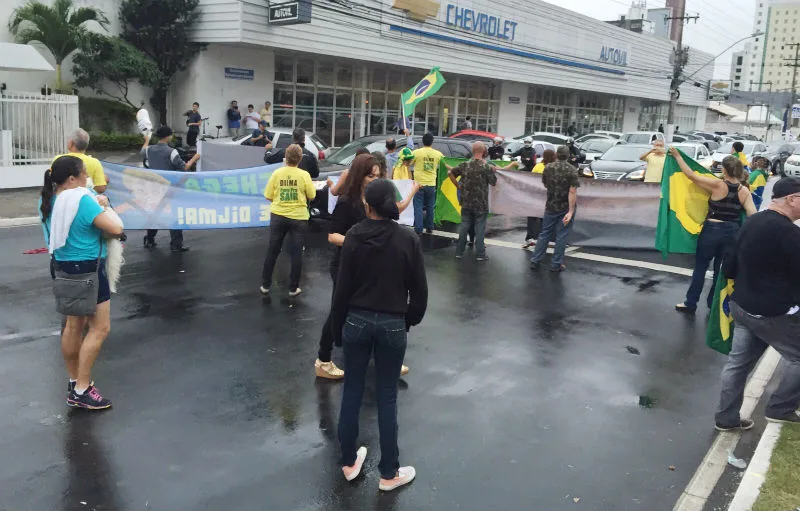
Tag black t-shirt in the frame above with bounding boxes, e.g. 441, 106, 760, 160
488, 145, 505, 161
732, 210, 800, 316
329, 196, 366, 276
187, 112, 202, 132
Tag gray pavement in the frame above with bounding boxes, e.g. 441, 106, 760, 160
0, 222, 729, 511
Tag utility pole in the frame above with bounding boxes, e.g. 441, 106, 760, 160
665, 0, 699, 142
784, 43, 800, 131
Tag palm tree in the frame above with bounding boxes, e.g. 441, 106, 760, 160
8, 0, 108, 90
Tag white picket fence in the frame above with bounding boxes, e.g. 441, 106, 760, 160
0, 91, 79, 188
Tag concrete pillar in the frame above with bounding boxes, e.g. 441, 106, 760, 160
497, 81, 528, 138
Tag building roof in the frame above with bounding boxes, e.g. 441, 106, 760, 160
0, 43, 54, 72
707, 101, 745, 118
729, 105, 782, 125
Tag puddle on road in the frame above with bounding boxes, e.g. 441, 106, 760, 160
620, 276, 661, 292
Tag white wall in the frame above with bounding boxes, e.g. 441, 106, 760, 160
496, 81, 528, 137
170, 44, 275, 137
622, 98, 641, 132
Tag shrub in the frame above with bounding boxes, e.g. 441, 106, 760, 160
79, 97, 137, 134
88, 132, 144, 151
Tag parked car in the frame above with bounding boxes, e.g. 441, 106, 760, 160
449, 130, 501, 143
781, 146, 800, 177
208, 128, 331, 160
594, 130, 623, 139
502, 140, 557, 164
621, 131, 665, 144
309, 135, 473, 220
705, 141, 768, 172
578, 138, 626, 163
763, 143, 800, 175
674, 132, 719, 151
688, 130, 722, 143
574, 133, 614, 145
671, 143, 711, 161
585, 144, 651, 181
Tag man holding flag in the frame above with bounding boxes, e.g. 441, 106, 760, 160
713, 177, 800, 430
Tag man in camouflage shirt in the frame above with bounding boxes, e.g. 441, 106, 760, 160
447, 142, 516, 261
529, 145, 580, 272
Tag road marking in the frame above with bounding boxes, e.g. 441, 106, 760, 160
0, 328, 60, 343
431, 229, 692, 276
672, 348, 781, 511
727, 422, 782, 511
0, 216, 39, 228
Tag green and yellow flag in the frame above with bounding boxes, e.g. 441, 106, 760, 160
401, 68, 446, 122
655, 150, 714, 257
434, 157, 465, 225
706, 272, 735, 355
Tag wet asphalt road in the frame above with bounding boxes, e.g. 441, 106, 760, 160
0, 220, 727, 511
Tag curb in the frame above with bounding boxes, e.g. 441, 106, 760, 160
728, 422, 783, 511
0, 216, 39, 227
673, 348, 781, 511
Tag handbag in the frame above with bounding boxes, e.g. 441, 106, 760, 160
49, 227, 102, 316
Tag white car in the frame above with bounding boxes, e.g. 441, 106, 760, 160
206, 128, 331, 160
621, 131, 665, 144
502, 140, 557, 165
515, 132, 572, 145
595, 130, 623, 139
782, 147, 800, 177
704, 141, 768, 172
672, 142, 711, 161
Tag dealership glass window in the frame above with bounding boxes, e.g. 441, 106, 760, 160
369, 90, 386, 135
275, 55, 294, 82
334, 90, 353, 147
297, 59, 314, 85
295, 86, 315, 131
318, 62, 334, 87
316, 89, 334, 145
273, 83, 294, 129
337, 64, 353, 89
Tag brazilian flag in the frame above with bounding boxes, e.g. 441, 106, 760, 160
655, 149, 715, 257
401, 68, 446, 127
434, 157, 466, 225
706, 272, 736, 355
748, 168, 768, 210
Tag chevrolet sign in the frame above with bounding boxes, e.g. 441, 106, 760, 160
392, 0, 440, 21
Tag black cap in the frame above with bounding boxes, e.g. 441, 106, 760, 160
771, 176, 800, 199
364, 179, 400, 220
155, 126, 173, 138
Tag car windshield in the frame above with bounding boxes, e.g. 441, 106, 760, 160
623, 133, 654, 144
326, 139, 382, 164
792, 146, 800, 155
583, 140, 615, 152
600, 145, 647, 161
673, 145, 699, 158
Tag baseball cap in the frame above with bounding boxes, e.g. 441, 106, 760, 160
364, 179, 400, 220
771, 176, 800, 199
399, 147, 414, 161
155, 126, 173, 138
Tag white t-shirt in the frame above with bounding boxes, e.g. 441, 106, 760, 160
244, 111, 261, 130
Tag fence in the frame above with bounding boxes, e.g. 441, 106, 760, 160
0, 91, 79, 166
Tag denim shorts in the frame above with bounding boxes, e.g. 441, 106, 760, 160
55, 259, 110, 304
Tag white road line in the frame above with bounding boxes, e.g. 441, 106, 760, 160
0, 216, 39, 228
672, 348, 781, 511
431, 229, 691, 276
0, 328, 60, 343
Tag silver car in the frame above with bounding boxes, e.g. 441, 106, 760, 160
587, 144, 651, 181
207, 127, 331, 160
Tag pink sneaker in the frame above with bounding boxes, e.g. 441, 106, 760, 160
379, 466, 416, 491
342, 446, 367, 481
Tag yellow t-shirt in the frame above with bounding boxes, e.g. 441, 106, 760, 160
411, 146, 443, 186
644, 153, 666, 183
393, 162, 411, 181
531, 162, 545, 174
734, 152, 749, 167
52, 152, 107, 187
263, 166, 317, 220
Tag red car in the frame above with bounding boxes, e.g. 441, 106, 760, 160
449, 130, 502, 143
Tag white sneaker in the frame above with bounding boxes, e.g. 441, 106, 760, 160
259, 286, 270, 295
400, 364, 409, 376
288, 288, 302, 297
342, 446, 367, 481
379, 466, 416, 491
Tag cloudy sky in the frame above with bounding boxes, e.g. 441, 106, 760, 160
543, 0, 757, 79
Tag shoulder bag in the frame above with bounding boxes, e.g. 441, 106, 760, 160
50, 228, 103, 316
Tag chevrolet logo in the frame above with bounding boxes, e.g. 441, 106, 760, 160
392, 0, 440, 21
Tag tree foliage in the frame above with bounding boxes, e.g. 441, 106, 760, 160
119, 0, 206, 124
8, 0, 108, 88
73, 34, 160, 110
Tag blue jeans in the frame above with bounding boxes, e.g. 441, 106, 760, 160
529, 210, 574, 267
456, 209, 487, 258
715, 302, 800, 426
338, 309, 407, 479
685, 221, 739, 310
413, 185, 436, 233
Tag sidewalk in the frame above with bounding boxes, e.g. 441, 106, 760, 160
0, 151, 141, 223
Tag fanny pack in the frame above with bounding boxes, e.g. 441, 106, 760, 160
49, 226, 102, 316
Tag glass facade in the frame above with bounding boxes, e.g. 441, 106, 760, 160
525, 86, 625, 135
273, 54, 500, 147
638, 101, 697, 132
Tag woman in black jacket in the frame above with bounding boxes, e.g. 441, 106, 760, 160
332, 178, 428, 492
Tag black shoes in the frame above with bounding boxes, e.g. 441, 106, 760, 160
67, 385, 112, 410
171, 246, 190, 253
675, 303, 696, 315
143, 236, 156, 248
715, 419, 755, 432
766, 411, 800, 424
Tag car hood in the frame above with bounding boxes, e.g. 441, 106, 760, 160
590, 160, 646, 173
317, 160, 347, 180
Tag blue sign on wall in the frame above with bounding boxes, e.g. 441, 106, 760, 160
225, 67, 255, 80
599, 46, 628, 67
445, 4, 518, 41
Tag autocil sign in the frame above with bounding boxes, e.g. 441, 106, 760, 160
599, 46, 629, 66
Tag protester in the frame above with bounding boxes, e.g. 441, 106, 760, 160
392, 147, 415, 181
244, 104, 261, 130
511, 137, 537, 172
640, 140, 667, 183
260, 101, 272, 127
140, 127, 200, 252
250, 120, 273, 148
731, 141, 749, 167
185, 102, 202, 147
713, 177, 800, 429
565, 138, 582, 168
523, 149, 556, 248
227, 100, 242, 137
53, 129, 107, 194
462, 116, 473, 130
40, 155, 124, 409
264, 128, 320, 178
260, 144, 316, 297
411, 133, 443, 234
529, 146, 579, 272
670, 149, 757, 313
658, 123, 664, 134
566, 123, 577, 137
488, 136, 505, 161
748, 156, 770, 209
384, 129, 411, 179
446, 142, 499, 261
331, 178, 428, 492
